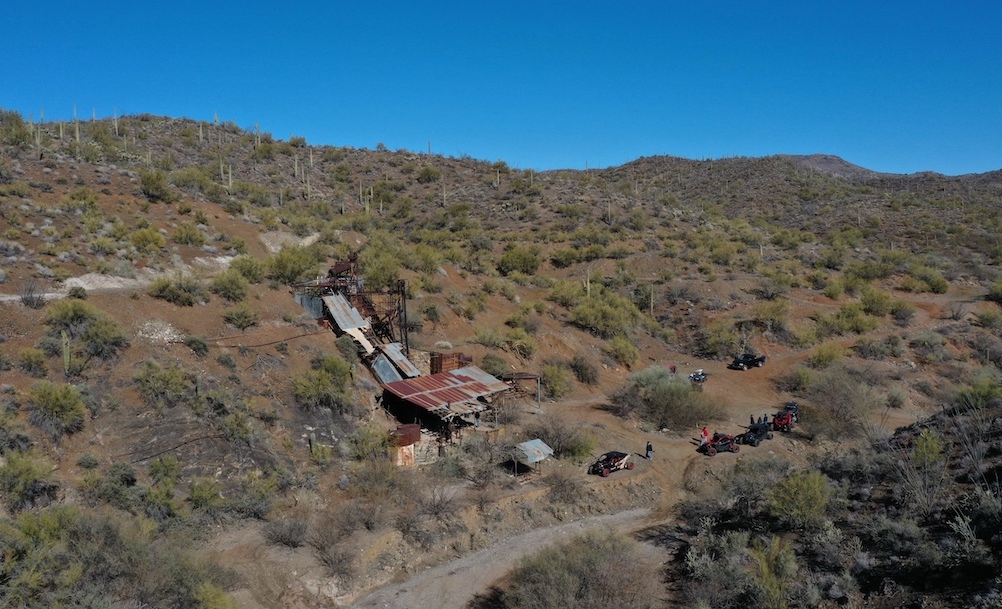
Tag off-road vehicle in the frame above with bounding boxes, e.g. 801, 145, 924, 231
588, 451, 635, 477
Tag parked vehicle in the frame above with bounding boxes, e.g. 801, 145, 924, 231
588, 451, 635, 477
772, 403, 799, 432
698, 432, 740, 456
688, 369, 708, 384
728, 353, 767, 370
736, 421, 774, 447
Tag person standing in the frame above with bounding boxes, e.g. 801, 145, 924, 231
645, 441, 654, 461
700, 426, 709, 447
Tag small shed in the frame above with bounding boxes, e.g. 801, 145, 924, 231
514, 439, 554, 468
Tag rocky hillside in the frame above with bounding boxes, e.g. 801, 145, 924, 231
1, 108, 1002, 608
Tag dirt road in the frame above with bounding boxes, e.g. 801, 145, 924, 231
348, 508, 652, 609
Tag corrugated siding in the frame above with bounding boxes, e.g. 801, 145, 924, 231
371, 353, 403, 384
321, 293, 369, 331
515, 439, 554, 464
379, 343, 422, 378
294, 293, 325, 319
381, 366, 509, 413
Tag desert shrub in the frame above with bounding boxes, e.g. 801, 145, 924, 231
524, 415, 597, 461
503, 327, 537, 359
853, 335, 905, 360
813, 302, 878, 338
988, 280, 1002, 305
569, 355, 599, 385
606, 334, 639, 368
766, 469, 835, 529
148, 455, 182, 487
803, 366, 882, 439
188, 477, 226, 514
539, 364, 571, 399
544, 470, 585, 506
67, 286, 88, 300
907, 265, 950, 294
171, 222, 206, 247
44, 298, 106, 338
184, 335, 210, 357
292, 356, 353, 414
148, 272, 209, 306
807, 343, 845, 369
0, 450, 58, 512
497, 244, 541, 276
548, 280, 585, 308
19, 347, 48, 377
480, 353, 509, 378
26, 381, 86, 439
222, 304, 258, 332
134, 360, 194, 411
264, 512, 310, 548
139, 169, 178, 203
130, 226, 166, 255
569, 289, 641, 338
612, 366, 725, 430
209, 269, 248, 302
860, 287, 893, 316
229, 255, 265, 283
416, 165, 440, 184
308, 514, 359, 585
500, 530, 653, 609
267, 245, 321, 284
697, 319, 741, 359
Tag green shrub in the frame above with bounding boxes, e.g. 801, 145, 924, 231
497, 244, 541, 276
503, 327, 537, 359
540, 364, 571, 399
0, 450, 58, 512
569, 289, 641, 338
130, 226, 166, 255
223, 304, 258, 332
807, 343, 845, 369
139, 169, 178, 203
229, 255, 266, 283
860, 287, 892, 316
766, 470, 835, 529
268, 246, 321, 284
27, 381, 86, 439
67, 286, 88, 300
171, 222, 207, 247
480, 353, 510, 378
184, 335, 210, 357
503, 530, 651, 609
19, 347, 48, 377
134, 360, 194, 411
148, 272, 209, 306
416, 166, 441, 184
612, 366, 725, 430
607, 334, 639, 368
292, 356, 353, 414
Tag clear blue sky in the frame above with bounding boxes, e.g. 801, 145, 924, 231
4, 2, 1000, 175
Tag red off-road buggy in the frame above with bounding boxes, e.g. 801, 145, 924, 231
772, 402, 800, 432
698, 433, 740, 456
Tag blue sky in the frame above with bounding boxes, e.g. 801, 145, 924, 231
4, 2, 1000, 175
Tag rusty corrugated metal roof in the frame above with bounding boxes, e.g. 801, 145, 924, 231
381, 366, 509, 413
321, 293, 369, 331
379, 343, 422, 378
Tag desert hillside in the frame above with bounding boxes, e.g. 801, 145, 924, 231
1, 109, 1002, 608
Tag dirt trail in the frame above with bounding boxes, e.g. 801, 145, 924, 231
348, 508, 652, 609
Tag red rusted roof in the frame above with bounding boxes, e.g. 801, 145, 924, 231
381, 366, 509, 413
